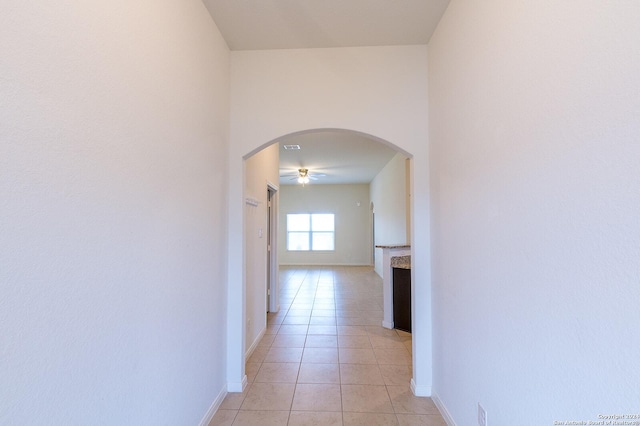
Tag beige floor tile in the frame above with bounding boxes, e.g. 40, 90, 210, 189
386, 386, 440, 415
395, 330, 412, 340
240, 383, 295, 411
336, 302, 360, 311
337, 317, 376, 326
365, 326, 398, 337
338, 347, 377, 364
373, 348, 411, 365
258, 334, 276, 347
272, 334, 307, 348
245, 363, 261, 383
293, 295, 313, 302
305, 335, 338, 348
292, 383, 342, 411
208, 409, 236, 426
341, 384, 394, 413
267, 314, 285, 325
302, 347, 339, 363
219, 385, 251, 410
297, 363, 340, 384
360, 311, 383, 321
232, 410, 290, 426
288, 304, 313, 310
222, 267, 447, 426
264, 347, 304, 363
313, 302, 336, 309
358, 310, 381, 318
283, 316, 312, 325
369, 335, 406, 349
312, 306, 337, 313
340, 364, 385, 385
337, 326, 368, 336
378, 364, 412, 386
287, 309, 312, 317
254, 363, 300, 383
246, 346, 269, 364
342, 412, 398, 426
309, 316, 337, 325
314, 293, 335, 299
396, 414, 447, 426
336, 309, 361, 318
265, 324, 281, 335
288, 411, 343, 426
307, 325, 337, 335
338, 335, 372, 348
311, 309, 336, 317
278, 325, 309, 335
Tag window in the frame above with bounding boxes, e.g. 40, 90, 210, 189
287, 213, 335, 251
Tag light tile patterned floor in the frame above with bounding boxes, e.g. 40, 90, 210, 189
210, 266, 446, 426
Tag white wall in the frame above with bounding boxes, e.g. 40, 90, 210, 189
0, 2, 230, 424
228, 46, 432, 394
371, 153, 410, 276
428, 1, 640, 424
244, 144, 279, 355
279, 184, 371, 266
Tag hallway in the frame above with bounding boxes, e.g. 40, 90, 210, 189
211, 266, 445, 425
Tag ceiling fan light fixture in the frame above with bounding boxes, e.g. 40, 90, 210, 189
297, 168, 310, 185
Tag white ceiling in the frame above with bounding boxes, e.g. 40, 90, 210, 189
202, 0, 450, 51
202, 1, 447, 184
278, 131, 399, 185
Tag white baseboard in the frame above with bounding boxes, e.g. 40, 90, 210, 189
432, 391, 456, 426
198, 385, 227, 426
410, 378, 431, 397
245, 327, 266, 360
227, 375, 247, 393
382, 320, 394, 329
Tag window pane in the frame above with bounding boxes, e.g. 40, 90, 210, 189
312, 232, 334, 250
287, 214, 310, 231
312, 214, 334, 231
288, 232, 310, 251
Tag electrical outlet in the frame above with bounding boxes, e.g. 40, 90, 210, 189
478, 403, 487, 426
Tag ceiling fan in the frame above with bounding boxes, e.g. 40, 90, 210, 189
280, 168, 326, 185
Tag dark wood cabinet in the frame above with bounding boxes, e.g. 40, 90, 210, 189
392, 267, 411, 333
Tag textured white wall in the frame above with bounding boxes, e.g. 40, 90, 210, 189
0, 1, 230, 424
371, 153, 410, 276
228, 46, 432, 393
244, 144, 279, 354
429, 1, 640, 424
278, 184, 372, 266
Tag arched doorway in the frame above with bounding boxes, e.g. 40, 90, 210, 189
228, 128, 431, 397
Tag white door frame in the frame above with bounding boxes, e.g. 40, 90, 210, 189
266, 182, 279, 313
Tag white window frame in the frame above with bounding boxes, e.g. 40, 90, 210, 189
286, 213, 335, 251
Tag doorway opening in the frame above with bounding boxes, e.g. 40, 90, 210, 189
266, 184, 278, 314
237, 128, 419, 392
